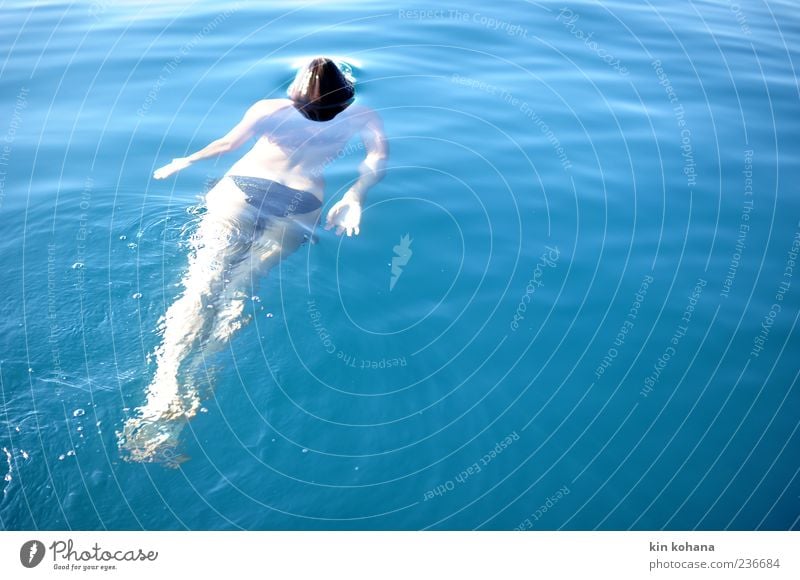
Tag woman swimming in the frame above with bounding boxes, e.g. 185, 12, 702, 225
119, 57, 388, 464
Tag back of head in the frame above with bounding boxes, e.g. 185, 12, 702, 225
287, 57, 355, 122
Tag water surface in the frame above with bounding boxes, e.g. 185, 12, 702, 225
1, 0, 798, 530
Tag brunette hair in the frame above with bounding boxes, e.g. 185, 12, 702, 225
287, 57, 355, 122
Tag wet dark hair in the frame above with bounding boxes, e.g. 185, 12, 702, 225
287, 57, 355, 122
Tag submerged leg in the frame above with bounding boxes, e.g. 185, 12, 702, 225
120, 180, 315, 464
208, 215, 309, 345
120, 180, 253, 463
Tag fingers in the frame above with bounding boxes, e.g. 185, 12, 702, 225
153, 165, 170, 179
343, 224, 361, 237
324, 212, 337, 230
327, 220, 360, 236
323, 202, 363, 237
331, 226, 360, 236
325, 204, 340, 227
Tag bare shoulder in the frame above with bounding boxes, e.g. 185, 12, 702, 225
345, 104, 383, 129
248, 98, 293, 116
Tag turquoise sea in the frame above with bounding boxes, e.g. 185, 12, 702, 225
1, 0, 799, 530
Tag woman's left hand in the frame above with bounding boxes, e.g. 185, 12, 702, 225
325, 193, 362, 236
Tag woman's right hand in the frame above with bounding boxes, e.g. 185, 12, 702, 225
153, 157, 191, 180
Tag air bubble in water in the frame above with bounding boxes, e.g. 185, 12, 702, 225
73, 409, 85, 417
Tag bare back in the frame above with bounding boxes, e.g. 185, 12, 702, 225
226, 99, 374, 198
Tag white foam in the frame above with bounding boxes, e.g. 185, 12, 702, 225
2, 447, 12, 491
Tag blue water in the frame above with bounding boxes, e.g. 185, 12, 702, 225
1, 0, 799, 530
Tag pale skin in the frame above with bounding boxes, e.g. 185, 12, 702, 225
120, 98, 388, 463
153, 98, 388, 235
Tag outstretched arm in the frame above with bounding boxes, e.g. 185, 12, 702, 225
153, 100, 275, 180
325, 110, 389, 236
